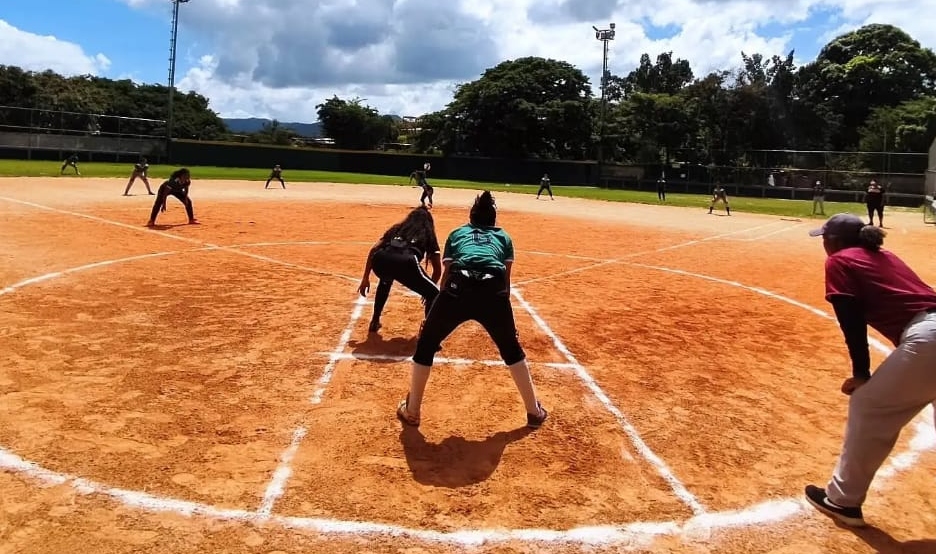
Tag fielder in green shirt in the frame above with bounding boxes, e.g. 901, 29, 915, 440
396, 191, 548, 430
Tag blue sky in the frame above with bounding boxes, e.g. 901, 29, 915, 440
0, 0, 932, 122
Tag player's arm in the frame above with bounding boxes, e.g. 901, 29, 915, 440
830, 295, 871, 381
357, 241, 381, 295
428, 250, 442, 283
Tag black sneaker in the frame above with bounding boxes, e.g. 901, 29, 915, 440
368, 320, 381, 333
526, 402, 548, 429
804, 485, 866, 527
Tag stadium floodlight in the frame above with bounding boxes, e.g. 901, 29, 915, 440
594, 22, 615, 176
167, 0, 191, 149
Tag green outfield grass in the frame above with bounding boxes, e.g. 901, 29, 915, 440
2, 159, 919, 219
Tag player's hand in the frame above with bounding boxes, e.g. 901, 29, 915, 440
841, 377, 868, 395
357, 278, 370, 297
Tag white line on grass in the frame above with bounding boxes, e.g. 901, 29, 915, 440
510, 288, 707, 516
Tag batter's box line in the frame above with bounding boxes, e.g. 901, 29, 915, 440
316, 351, 578, 370
510, 288, 708, 516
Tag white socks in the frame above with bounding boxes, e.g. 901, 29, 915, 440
508, 359, 541, 415
406, 363, 432, 416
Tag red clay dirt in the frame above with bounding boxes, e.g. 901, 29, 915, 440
0, 177, 933, 554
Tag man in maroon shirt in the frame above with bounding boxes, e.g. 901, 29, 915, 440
804, 213, 936, 527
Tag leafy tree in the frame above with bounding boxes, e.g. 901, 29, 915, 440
315, 96, 396, 150
613, 92, 697, 164
0, 64, 227, 140
796, 24, 936, 148
438, 57, 594, 159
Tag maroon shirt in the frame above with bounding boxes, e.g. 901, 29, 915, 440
825, 246, 936, 345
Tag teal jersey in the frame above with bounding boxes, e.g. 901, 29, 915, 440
443, 223, 514, 273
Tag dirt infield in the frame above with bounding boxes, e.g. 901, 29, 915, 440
0, 176, 934, 554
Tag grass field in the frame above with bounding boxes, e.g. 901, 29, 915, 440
2, 159, 916, 219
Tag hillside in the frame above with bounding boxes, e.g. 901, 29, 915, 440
223, 118, 322, 137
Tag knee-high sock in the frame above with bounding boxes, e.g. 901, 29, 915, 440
406, 363, 432, 415
508, 359, 540, 415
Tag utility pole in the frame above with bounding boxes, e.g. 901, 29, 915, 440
593, 23, 615, 186
167, 0, 190, 158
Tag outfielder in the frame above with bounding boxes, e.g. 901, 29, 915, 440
395, 191, 548, 430
124, 158, 153, 196
61, 153, 80, 175
864, 179, 885, 227
708, 183, 730, 215
804, 213, 936, 527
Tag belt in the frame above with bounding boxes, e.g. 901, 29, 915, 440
458, 269, 496, 280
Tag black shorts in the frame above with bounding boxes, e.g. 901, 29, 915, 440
412, 268, 524, 366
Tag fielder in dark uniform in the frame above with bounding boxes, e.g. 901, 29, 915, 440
536, 173, 553, 200
656, 177, 666, 201
147, 168, 198, 227
61, 154, 80, 175
124, 158, 153, 196
409, 168, 433, 208
812, 179, 826, 215
358, 206, 442, 333
265, 164, 286, 189
864, 179, 885, 227
708, 183, 730, 215
395, 191, 549, 429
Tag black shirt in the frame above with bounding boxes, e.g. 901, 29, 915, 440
164, 177, 189, 195
866, 184, 884, 206
379, 224, 439, 260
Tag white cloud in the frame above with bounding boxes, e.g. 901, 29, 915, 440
0, 20, 111, 76
126, 0, 936, 121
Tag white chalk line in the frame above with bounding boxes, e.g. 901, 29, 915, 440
510, 288, 708, 516
0, 446, 812, 547
0, 196, 362, 283
257, 295, 369, 516
0, 207, 930, 544
0, 253, 928, 546
514, 220, 786, 286
624, 260, 936, 491
722, 222, 809, 242
257, 426, 307, 517
318, 351, 577, 370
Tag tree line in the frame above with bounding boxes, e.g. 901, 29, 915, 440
0, 65, 228, 140
0, 23, 934, 171
319, 23, 936, 173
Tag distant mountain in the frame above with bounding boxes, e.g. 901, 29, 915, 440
223, 118, 322, 137
223, 114, 405, 138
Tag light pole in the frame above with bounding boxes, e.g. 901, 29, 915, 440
593, 22, 615, 184
167, 0, 190, 152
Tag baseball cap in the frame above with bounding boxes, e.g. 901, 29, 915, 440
808, 213, 866, 238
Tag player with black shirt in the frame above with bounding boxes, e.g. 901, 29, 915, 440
409, 168, 433, 208
147, 168, 198, 227
265, 164, 286, 189
124, 158, 153, 195
61, 154, 80, 175
358, 206, 442, 333
865, 179, 885, 227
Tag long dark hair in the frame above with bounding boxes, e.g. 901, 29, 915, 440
469, 191, 497, 226
380, 206, 436, 257
170, 168, 190, 181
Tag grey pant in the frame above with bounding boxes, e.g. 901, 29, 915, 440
827, 310, 936, 507
813, 195, 825, 214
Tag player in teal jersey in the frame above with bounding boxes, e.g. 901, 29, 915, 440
395, 191, 548, 429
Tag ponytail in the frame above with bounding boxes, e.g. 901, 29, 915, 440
469, 190, 497, 226
857, 225, 886, 251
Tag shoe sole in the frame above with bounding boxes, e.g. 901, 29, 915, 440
805, 494, 866, 527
